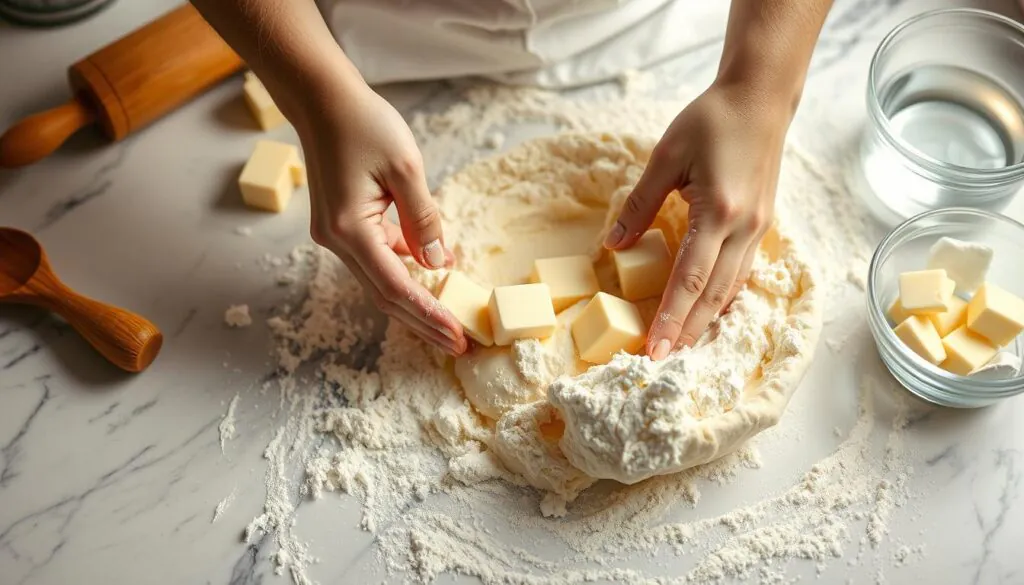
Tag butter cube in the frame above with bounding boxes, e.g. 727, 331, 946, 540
928, 295, 968, 337
488, 283, 557, 346
239, 140, 306, 212
966, 282, 1024, 347
612, 229, 673, 301
893, 314, 946, 365
887, 299, 913, 326
940, 325, 998, 376
530, 255, 600, 312
437, 271, 493, 346
243, 71, 287, 130
571, 292, 646, 364
898, 269, 954, 315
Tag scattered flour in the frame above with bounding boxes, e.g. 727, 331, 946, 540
212, 487, 237, 523
224, 304, 253, 328
235, 226, 253, 237
218, 392, 240, 452
229, 84, 922, 585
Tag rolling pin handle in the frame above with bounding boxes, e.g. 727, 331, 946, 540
0, 98, 96, 168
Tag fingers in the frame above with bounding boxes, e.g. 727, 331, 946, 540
387, 156, 448, 270
604, 147, 680, 250
720, 239, 759, 314
647, 224, 724, 360
382, 219, 455, 267
673, 237, 748, 349
345, 227, 467, 354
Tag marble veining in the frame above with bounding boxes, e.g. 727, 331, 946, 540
2, 0, 1024, 584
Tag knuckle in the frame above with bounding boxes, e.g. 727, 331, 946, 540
406, 203, 441, 234
680, 270, 709, 296
391, 154, 424, 180
713, 198, 739, 223
702, 282, 731, 308
624, 194, 644, 216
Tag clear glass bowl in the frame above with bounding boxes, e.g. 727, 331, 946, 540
852, 9, 1024, 227
867, 208, 1024, 407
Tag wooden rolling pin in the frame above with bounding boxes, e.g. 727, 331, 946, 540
0, 3, 244, 168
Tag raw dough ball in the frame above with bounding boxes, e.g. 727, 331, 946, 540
492, 401, 596, 517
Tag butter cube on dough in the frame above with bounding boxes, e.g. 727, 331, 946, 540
941, 325, 998, 376
612, 229, 673, 301
530, 255, 600, 312
239, 140, 306, 212
966, 282, 1024, 347
926, 237, 993, 294
488, 283, 557, 346
898, 270, 954, 315
437, 271, 493, 346
571, 292, 645, 364
894, 315, 946, 365
243, 72, 287, 130
929, 295, 968, 337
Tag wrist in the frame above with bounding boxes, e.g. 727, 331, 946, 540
263, 52, 369, 134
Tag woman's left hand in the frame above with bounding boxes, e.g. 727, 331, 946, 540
603, 82, 791, 361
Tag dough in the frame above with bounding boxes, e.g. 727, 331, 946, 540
428, 132, 821, 508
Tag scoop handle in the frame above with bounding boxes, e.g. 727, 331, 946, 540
0, 99, 95, 168
22, 269, 163, 373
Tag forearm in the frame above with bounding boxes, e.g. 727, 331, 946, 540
715, 0, 834, 116
189, 0, 363, 127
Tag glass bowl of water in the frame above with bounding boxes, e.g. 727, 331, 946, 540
852, 9, 1024, 226
867, 208, 1024, 408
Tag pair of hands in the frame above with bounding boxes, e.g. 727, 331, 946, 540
300, 82, 786, 359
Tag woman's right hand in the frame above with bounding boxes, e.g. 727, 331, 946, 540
288, 80, 468, 356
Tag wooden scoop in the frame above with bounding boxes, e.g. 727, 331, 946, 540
0, 228, 163, 372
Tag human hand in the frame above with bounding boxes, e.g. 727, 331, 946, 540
295, 83, 468, 356
604, 83, 789, 361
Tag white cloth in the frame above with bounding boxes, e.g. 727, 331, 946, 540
319, 0, 728, 88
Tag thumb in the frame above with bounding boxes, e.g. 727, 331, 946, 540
388, 158, 447, 270
604, 149, 680, 250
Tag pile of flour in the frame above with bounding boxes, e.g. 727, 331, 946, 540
235, 84, 920, 584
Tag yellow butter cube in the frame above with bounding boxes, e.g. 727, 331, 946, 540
612, 229, 673, 301
893, 314, 946, 365
530, 255, 600, 312
437, 271, 493, 346
243, 71, 287, 131
887, 299, 913, 325
898, 270, 954, 315
488, 284, 557, 346
238, 140, 306, 213
928, 295, 968, 337
571, 292, 646, 364
940, 325, 998, 376
966, 282, 1024, 347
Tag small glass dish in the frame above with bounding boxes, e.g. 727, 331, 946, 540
867, 208, 1024, 408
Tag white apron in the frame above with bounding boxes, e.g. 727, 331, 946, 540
319, 0, 727, 88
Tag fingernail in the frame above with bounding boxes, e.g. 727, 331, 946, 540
604, 223, 625, 248
440, 327, 459, 342
650, 338, 671, 361
423, 239, 445, 269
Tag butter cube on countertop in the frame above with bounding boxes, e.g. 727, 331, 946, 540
941, 325, 998, 376
612, 229, 673, 301
238, 140, 306, 213
966, 282, 1024, 347
437, 271, 493, 346
571, 292, 645, 364
243, 71, 287, 131
894, 314, 946, 365
926, 237, 993, 294
530, 255, 600, 312
488, 283, 557, 346
970, 351, 1022, 380
898, 269, 954, 315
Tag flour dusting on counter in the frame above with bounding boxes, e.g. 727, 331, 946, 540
230, 86, 921, 585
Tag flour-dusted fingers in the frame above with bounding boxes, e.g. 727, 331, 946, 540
720, 237, 760, 315
381, 219, 455, 266
347, 227, 466, 351
604, 146, 679, 250
647, 226, 724, 360
386, 154, 448, 270
676, 237, 748, 348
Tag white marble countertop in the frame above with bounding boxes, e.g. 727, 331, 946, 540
3, 1, 1024, 584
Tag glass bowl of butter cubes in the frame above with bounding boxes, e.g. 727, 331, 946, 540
868, 207, 1024, 407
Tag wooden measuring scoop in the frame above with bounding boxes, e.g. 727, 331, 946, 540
0, 228, 163, 372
